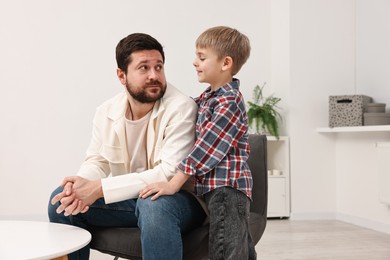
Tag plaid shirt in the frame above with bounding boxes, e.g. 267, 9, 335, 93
178, 79, 252, 199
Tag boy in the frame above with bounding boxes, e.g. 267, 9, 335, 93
140, 26, 255, 259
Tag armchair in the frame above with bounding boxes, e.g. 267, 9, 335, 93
90, 134, 268, 259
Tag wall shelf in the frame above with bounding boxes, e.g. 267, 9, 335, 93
316, 125, 390, 133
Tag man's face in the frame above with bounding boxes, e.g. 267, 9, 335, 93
118, 50, 166, 103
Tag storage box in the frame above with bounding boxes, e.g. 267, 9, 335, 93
365, 103, 386, 113
364, 113, 390, 125
329, 95, 372, 127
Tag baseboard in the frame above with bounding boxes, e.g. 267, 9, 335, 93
289, 211, 390, 235
336, 212, 390, 235
289, 211, 337, 220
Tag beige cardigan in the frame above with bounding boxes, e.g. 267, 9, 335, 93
77, 83, 197, 204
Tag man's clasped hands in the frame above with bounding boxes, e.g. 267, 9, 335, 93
50, 176, 100, 216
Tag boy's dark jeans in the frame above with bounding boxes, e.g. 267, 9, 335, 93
204, 186, 257, 260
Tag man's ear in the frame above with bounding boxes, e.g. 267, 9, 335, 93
222, 56, 233, 72
117, 68, 127, 85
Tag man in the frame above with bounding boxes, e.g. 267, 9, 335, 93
48, 33, 206, 260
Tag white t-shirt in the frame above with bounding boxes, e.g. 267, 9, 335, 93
124, 111, 152, 173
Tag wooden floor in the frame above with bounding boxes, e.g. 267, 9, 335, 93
257, 219, 390, 260
90, 219, 390, 259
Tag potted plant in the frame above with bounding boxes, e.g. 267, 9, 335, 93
247, 83, 282, 139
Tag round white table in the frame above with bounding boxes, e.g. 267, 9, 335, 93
0, 220, 91, 260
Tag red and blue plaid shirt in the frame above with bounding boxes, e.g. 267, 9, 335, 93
178, 79, 252, 199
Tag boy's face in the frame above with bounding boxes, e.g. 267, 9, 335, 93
193, 47, 226, 89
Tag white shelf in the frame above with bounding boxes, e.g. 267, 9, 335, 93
266, 136, 290, 218
266, 135, 289, 141
316, 125, 390, 133
268, 175, 287, 178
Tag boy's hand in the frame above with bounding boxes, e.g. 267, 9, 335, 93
139, 172, 190, 200
139, 181, 179, 201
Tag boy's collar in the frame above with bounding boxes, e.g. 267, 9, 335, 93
205, 78, 240, 95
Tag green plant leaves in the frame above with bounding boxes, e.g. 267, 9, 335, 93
247, 84, 282, 138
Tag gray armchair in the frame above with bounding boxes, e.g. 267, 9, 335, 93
89, 134, 268, 259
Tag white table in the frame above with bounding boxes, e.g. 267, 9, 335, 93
0, 220, 91, 260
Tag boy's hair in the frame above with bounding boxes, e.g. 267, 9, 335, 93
116, 33, 165, 73
196, 26, 250, 75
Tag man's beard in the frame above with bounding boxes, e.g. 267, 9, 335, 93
126, 81, 166, 103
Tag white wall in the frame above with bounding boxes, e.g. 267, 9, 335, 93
0, 0, 270, 220
289, 0, 356, 217
356, 0, 390, 102
334, 0, 390, 233
289, 0, 390, 234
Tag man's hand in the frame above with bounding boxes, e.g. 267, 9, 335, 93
51, 181, 73, 206
51, 176, 103, 216
62, 176, 103, 208
50, 182, 87, 216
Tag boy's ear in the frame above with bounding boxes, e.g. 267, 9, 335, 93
222, 56, 233, 72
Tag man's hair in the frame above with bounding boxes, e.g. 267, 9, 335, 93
116, 33, 165, 73
196, 26, 251, 75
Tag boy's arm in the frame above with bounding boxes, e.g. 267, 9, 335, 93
178, 95, 247, 177
139, 172, 190, 200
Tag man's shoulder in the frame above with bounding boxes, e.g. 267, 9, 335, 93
95, 92, 127, 120
163, 83, 196, 107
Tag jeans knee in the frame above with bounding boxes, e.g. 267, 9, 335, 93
136, 197, 178, 228
48, 186, 64, 222
137, 197, 164, 219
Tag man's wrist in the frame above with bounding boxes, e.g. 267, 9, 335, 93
93, 180, 104, 200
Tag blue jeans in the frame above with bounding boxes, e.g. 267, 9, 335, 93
204, 186, 256, 260
48, 186, 206, 260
